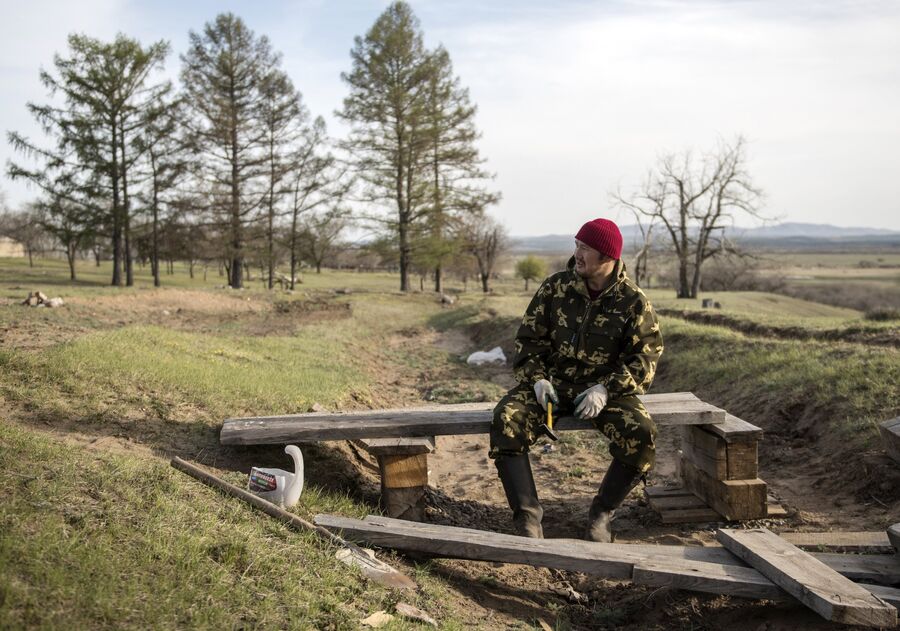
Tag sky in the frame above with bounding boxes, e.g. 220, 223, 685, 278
1, 0, 899, 236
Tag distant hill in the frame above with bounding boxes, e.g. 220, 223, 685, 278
510, 223, 900, 253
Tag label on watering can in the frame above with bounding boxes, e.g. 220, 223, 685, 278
248, 468, 278, 492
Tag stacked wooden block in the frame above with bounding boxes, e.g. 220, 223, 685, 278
648, 414, 785, 523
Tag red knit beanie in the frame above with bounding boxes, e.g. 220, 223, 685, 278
575, 218, 622, 260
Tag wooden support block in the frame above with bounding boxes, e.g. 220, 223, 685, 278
681, 426, 727, 479
703, 414, 763, 444
315, 514, 900, 603
717, 528, 897, 628
881, 417, 900, 465
680, 457, 767, 520
378, 453, 429, 522
888, 523, 900, 552
727, 441, 758, 480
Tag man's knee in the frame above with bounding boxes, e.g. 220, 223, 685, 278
595, 396, 657, 471
489, 387, 540, 458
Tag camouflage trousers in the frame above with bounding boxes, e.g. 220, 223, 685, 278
488, 382, 657, 473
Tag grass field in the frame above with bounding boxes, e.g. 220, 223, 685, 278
1, 255, 899, 629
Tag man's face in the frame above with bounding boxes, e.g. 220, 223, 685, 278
574, 239, 608, 278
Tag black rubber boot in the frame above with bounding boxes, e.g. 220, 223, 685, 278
585, 458, 643, 543
496, 454, 544, 538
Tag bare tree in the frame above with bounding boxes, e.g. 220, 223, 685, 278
463, 213, 508, 293
613, 136, 764, 298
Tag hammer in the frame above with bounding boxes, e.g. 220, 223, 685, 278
540, 401, 559, 441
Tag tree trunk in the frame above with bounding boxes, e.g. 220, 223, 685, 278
120, 135, 133, 287
525, 278, 530, 291
481, 272, 489, 293
67, 242, 77, 281
229, 117, 243, 289
398, 216, 410, 291
434, 264, 442, 293
316, 262, 321, 274
27, 249, 33, 268
151, 171, 160, 288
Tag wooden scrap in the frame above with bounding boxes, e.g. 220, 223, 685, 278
645, 485, 787, 524
889, 523, 900, 552
880, 417, 900, 464
716, 527, 896, 628
219, 393, 727, 445
395, 603, 437, 627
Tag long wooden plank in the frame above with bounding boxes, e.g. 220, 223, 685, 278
319, 514, 900, 586
315, 514, 641, 578
220, 393, 727, 445
716, 528, 896, 627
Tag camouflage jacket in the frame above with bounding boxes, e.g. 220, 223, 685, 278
513, 257, 663, 399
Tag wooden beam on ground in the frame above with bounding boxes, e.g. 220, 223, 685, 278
880, 417, 900, 464
779, 531, 894, 553
315, 514, 900, 590
680, 456, 767, 520
716, 528, 897, 628
219, 393, 727, 445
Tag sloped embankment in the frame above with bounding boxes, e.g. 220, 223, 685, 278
657, 308, 900, 348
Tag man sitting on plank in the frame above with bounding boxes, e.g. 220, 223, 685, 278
490, 218, 664, 541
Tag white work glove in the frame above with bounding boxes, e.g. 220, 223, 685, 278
573, 384, 609, 419
533, 379, 559, 411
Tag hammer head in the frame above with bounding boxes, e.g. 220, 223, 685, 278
540, 423, 559, 441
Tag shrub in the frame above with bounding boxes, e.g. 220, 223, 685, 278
865, 307, 900, 321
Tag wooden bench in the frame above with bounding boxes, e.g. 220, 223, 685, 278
221, 392, 753, 520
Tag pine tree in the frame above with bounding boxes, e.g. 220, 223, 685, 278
421, 46, 499, 293
258, 68, 310, 289
181, 13, 277, 289
8, 34, 170, 286
339, 1, 433, 291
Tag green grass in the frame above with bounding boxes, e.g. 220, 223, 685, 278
0, 420, 461, 630
1, 325, 361, 421
655, 318, 899, 447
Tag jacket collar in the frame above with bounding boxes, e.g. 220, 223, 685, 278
566, 256, 627, 300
